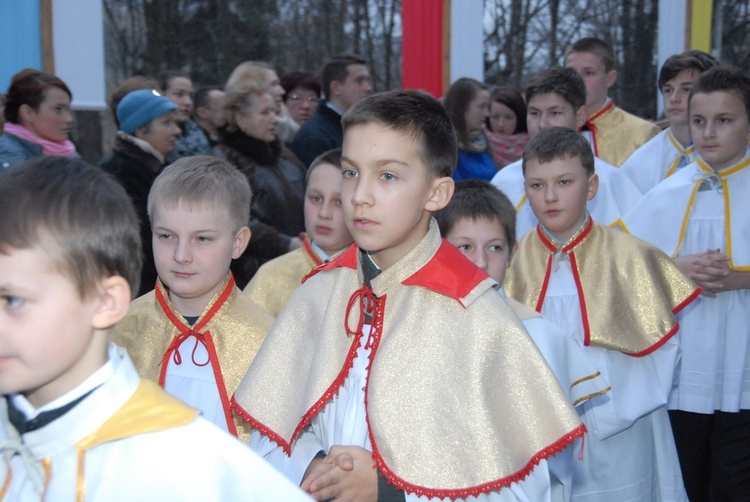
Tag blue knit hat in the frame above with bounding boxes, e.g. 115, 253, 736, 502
117, 89, 178, 134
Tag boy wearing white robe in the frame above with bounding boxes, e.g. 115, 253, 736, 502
505, 128, 700, 501
0, 158, 307, 500
622, 66, 750, 501
621, 51, 719, 194
491, 67, 641, 240
234, 90, 585, 501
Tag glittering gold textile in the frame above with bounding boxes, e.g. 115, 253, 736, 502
235, 222, 582, 495
589, 104, 660, 167
243, 241, 320, 318
112, 276, 274, 443
505, 221, 699, 355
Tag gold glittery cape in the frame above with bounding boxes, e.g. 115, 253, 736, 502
112, 275, 274, 443
584, 102, 660, 167
243, 238, 328, 318
505, 219, 700, 355
233, 222, 583, 499
620, 156, 750, 270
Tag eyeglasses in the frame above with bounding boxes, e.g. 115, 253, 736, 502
288, 94, 318, 103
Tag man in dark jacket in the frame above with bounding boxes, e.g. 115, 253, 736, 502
100, 89, 180, 297
290, 54, 371, 167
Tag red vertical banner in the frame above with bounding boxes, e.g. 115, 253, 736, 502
401, 0, 445, 98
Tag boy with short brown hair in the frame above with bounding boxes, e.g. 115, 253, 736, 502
235, 90, 584, 501
564, 37, 660, 166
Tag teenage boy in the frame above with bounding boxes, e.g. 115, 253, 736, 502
114, 156, 274, 443
491, 67, 641, 239
622, 66, 750, 501
621, 50, 720, 194
564, 37, 660, 166
291, 54, 372, 167
244, 149, 354, 317
505, 127, 699, 501
0, 157, 308, 500
436, 180, 610, 414
234, 90, 584, 501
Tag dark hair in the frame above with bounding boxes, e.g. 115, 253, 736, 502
4, 69, 72, 124
690, 65, 750, 119
109, 76, 158, 127
322, 54, 367, 101
525, 67, 586, 112
443, 77, 489, 146
193, 86, 223, 111
281, 71, 322, 103
0, 157, 142, 299
565, 37, 616, 73
342, 90, 457, 178
157, 70, 191, 93
658, 50, 720, 90
435, 179, 517, 250
307, 148, 342, 183
488, 87, 527, 133
522, 126, 595, 177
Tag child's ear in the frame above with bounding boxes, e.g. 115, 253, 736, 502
92, 276, 131, 330
424, 176, 455, 212
587, 173, 599, 201
575, 105, 588, 129
605, 70, 617, 90
232, 226, 251, 259
507, 242, 519, 267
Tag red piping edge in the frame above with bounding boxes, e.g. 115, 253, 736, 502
231, 397, 292, 454
569, 253, 591, 347
673, 287, 701, 315
535, 254, 553, 313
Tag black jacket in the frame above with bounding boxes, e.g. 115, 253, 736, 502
289, 102, 343, 168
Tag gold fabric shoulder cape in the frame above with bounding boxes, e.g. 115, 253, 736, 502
584, 101, 660, 167
243, 239, 323, 317
233, 222, 583, 499
113, 274, 273, 443
505, 219, 700, 355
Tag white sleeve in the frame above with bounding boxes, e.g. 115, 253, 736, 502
249, 426, 325, 486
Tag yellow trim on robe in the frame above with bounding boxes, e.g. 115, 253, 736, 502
73, 380, 198, 502
112, 276, 274, 443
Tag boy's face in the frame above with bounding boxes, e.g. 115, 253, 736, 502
662, 69, 698, 127
527, 93, 586, 139
304, 163, 353, 255
690, 91, 750, 171
445, 218, 515, 285
152, 202, 249, 316
565, 51, 616, 112
0, 246, 107, 407
524, 156, 598, 242
341, 123, 453, 270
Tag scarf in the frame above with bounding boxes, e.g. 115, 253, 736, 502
4, 122, 77, 157
459, 129, 489, 153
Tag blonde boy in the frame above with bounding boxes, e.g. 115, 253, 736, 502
622, 66, 750, 501
491, 67, 641, 239
234, 90, 583, 501
505, 127, 699, 501
564, 37, 660, 166
0, 157, 307, 500
114, 156, 273, 443
621, 50, 719, 194
244, 148, 354, 317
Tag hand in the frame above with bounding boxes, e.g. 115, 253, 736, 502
674, 249, 730, 298
303, 446, 377, 502
289, 236, 303, 252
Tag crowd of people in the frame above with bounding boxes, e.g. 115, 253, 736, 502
0, 35, 748, 501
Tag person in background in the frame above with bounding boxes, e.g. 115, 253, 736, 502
226, 61, 297, 144
444, 77, 499, 182
157, 70, 210, 161
290, 54, 371, 167
280, 71, 321, 131
0, 69, 76, 171
108, 76, 158, 128
0, 94, 6, 135
193, 86, 225, 147
214, 81, 306, 287
484, 87, 529, 169
100, 89, 181, 297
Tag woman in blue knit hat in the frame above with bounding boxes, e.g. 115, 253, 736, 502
100, 88, 180, 297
